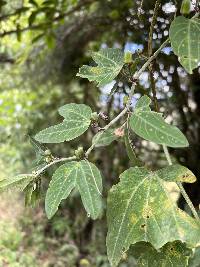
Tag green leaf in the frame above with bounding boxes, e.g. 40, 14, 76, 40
29, 135, 46, 155
45, 160, 103, 219
124, 123, 143, 167
77, 48, 124, 87
156, 164, 196, 183
32, 32, 45, 43
129, 96, 189, 148
106, 167, 200, 267
29, 0, 39, 7
0, 174, 35, 192
35, 104, 92, 143
28, 11, 38, 26
24, 180, 41, 207
92, 129, 118, 147
58, 103, 91, 120
135, 95, 151, 111
108, 82, 118, 97
24, 183, 34, 206
130, 241, 192, 267
29, 136, 49, 171
0, 1, 7, 8
180, 0, 191, 15
188, 246, 200, 267
169, 16, 200, 74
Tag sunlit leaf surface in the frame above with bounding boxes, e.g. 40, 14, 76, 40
130, 96, 189, 147
77, 48, 124, 87
35, 104, 92, 143
106, 166, 200, 267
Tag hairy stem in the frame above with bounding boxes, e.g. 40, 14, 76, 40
34, 156, 76, 177
163, 145, 199, 220
85, 107, 128, 157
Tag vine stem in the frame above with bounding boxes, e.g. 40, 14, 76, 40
163, 145, 199, 220
31, 38, 170, 178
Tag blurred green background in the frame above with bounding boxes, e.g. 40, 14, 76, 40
0, 0, 200, 266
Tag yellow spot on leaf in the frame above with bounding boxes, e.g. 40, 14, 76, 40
130, 213, 137, 224
142, 206, 153, 219
178, 170, 196, 183
91, 67, 102, 74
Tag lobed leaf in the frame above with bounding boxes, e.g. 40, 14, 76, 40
169, 16, 200, 74
106, 167, 200, 267
35, 103, 92, 143
130, 96, 189, 148
77, 48, 124, 87
45, 160, 103, 219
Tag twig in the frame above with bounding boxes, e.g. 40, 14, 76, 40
27, 38, 169, 178
87, 39, 169, 155
147, 15, 199, 220
34, 156, 76, 177
163, 145, 199, 220
85, 108, 128, 157
133, 38, 169, 80
148, 0, 161, 112
148, 0, 161, 57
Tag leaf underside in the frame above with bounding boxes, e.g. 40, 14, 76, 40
35, 103, 92, 143
0, 174, 35, 192
92, 129, 118, 147
77, 48, 124, 87
45, 160, 103, 219
130, 96, 189, 147
106, 166, 200, 267
169, 16, 200, 73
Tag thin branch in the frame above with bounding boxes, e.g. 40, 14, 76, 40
133, 38, 169, 80
85, 108, 128, 157
148, 0, 161, 112
148, 0, 161, 57
147, 13, 199, 220
33, 156, 76, 177
87, 38, 169, 156
24, 38, 169, 178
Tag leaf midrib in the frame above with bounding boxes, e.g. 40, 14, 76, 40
133, 111, 183, 143
109, 176, 148, 264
